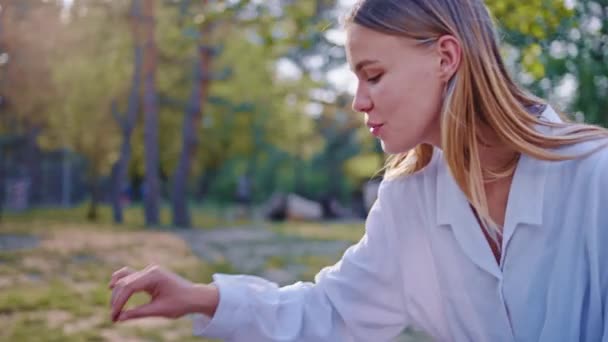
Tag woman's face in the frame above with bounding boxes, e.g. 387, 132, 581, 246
346, 24, 445, 154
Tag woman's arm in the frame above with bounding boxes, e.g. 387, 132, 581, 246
191, 182, 409, 341
110, 182, 409, 341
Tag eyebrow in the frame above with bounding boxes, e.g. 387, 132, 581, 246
354, 59, 380, 72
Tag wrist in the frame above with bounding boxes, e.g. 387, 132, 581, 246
187, 283, 219, 318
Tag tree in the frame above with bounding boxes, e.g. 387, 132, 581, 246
487, 0, 607, 126
170, 0, 216, 228
314, 94, 362, 201
0, 1, 66, 213
163, 0, 332, 219
41, 0, 131, 220
548, 0, 607, 126
110, 0, 143, 224
142, 0, 161, 226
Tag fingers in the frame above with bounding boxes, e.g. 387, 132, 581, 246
109, 266, 135, 289
110, 266, 160, 322
116, 301, 163, 321
109, 267, 135, 318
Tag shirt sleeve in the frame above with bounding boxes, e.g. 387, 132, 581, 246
597, 149, 608, 341
192, 182, 409, 341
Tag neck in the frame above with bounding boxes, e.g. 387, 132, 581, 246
426, 123, 518, 177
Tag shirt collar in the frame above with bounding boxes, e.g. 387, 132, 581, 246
432, 106, 559, 276
435, 105, 559, 229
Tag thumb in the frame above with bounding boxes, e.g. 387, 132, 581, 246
117, 301, 165, 321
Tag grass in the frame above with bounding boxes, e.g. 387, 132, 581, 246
293, 254, 341, 282
0, 204, 406, 341
0, 208, 229, 342
1, 201, 252, 234
0, 261, 221, 341
271, 221, 365, 243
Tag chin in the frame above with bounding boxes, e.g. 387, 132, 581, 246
380, 140, 416, 155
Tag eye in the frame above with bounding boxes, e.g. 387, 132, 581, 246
367, 73, 383, 84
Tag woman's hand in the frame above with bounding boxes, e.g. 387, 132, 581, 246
108, 265, 219, 322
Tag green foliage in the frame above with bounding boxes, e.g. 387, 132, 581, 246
4, 0, 607, 218
39, 1, 132, 178
488, 0, 573, 40
488, 0, 607, 126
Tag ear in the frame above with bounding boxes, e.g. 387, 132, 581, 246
436, 35, 461, 83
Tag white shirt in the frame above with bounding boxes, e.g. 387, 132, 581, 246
192, 107, 608, 341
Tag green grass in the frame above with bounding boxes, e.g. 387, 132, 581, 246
5, 316, 72, 342
266, 255, 289, 269
0, 206, 369, 341
291, 254, 340, 281
271, 221, 365, 243
0, 210, 227, 341
0, 280, 93, 315
1, 202, 253, 234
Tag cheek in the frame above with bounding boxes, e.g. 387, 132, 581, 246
410, 67, 442, 106
379, 66, 442, 113
385, 67, 443, 146
369, 74, 408, 113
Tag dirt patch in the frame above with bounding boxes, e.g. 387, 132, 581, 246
41, 230, 197, 270
100, 329, 142, 342
121, 316, 173, 329
71, 281, 100, 295
63, 313, 106, 334
41, 230, 143, 253
0, 312, 18, 329
0, 276, 12, 288
22, 255, 60, 273
45, 309, 73, 329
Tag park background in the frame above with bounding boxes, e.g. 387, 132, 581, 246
0, 0, 607, 341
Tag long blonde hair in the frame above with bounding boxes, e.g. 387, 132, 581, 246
347, 0, 608, 240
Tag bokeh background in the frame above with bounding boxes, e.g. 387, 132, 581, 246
0, 0, 606, 341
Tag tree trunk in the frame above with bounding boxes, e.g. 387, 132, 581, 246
142, 0, 160, 226
246, 114, 264, 203
110, 113, 135, 223
87, 175, 101, 221
326, 158, 340, 200
25, 138, 42, 206
110, 142, 128, 222
19, 128, 41, 210
293, 144, 305, 195
171, 1, 212, 228
111, 2, 143, 224
0, 144, 4, 223
195, 167, 218, 202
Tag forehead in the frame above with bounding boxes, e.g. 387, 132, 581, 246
345, 24, 415, 68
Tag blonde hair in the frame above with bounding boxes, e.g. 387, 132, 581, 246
347, 0, 608, 241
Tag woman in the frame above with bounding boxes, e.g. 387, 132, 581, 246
109, 0, 608, 340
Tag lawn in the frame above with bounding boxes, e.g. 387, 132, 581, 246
0, 222, 221, 341
0, 205, 366, 342
0, 205, 431, 341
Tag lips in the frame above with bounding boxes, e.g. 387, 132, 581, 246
366, 122, 384, 137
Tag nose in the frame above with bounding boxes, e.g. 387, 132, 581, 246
352, 84, 372, 113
